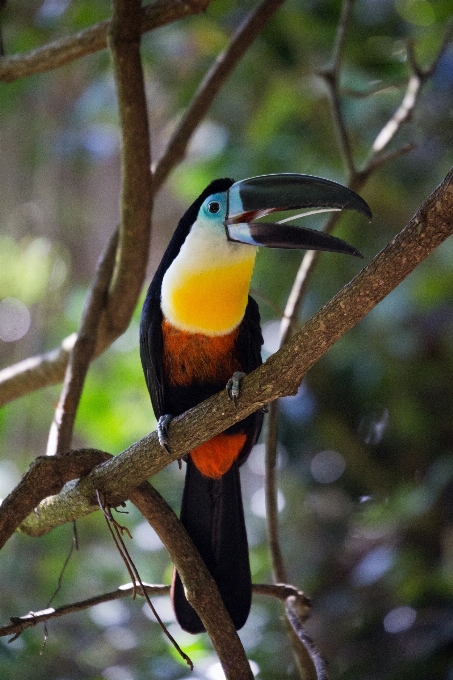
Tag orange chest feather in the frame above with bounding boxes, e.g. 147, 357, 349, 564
162, 319, 242, 387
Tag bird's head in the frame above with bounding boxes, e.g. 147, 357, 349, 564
193, 172, 371, 257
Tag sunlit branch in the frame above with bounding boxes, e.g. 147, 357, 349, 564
372, 26, 453, 154
1, 583, 170, 640
0, 449, 111, 550
0, 582, 309, 641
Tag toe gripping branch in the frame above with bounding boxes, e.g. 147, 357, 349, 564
158, 414, 173, 453
226, 371, 246, 407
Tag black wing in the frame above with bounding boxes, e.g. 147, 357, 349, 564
236, 295, 263, 374
139, 293, 166, 421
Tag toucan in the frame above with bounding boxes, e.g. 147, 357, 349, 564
140, 173, 371, 634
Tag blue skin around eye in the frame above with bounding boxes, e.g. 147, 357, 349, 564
202, 192, 227, 220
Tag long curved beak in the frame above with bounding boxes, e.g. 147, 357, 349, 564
224, 173, 371, 257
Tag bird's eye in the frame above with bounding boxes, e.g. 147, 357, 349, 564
207, 201, 220, 214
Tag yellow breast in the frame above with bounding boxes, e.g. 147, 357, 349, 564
162, 256, 256, 335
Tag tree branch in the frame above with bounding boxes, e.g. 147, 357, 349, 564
104, 0, 152, 338
1, 581, 310, 642
0, 0, 211, 83
319, 0, 357, 180
286, 596, 329, 680
1, 582, 170, 639
130, 483, 254, 679
0, 449, 110, 549
372, 23, 453, 155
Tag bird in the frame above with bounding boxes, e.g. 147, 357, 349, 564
140, 173, 371, 634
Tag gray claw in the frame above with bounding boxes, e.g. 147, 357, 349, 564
226, 371, 246, 407
158, 414, 173, 453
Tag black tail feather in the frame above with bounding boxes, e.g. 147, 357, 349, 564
171, 458, 252, 633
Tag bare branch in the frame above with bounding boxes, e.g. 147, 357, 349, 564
0, 449, 110, 549
264, 400, 287, 581
286, 596, 329, 680
0, 582, 309, 641
0, 336, 75, 408
0, 0, 211, 83
319, 0, 357, 179
152, 0, 286, 192
1, 582, 170, 639
131, 483, 254, 680
372, 25, 452, 154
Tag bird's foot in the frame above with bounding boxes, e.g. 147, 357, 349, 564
226, 372, 246, 407
158, 414, 173, 453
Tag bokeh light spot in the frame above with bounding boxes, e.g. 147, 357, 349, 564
0, 297, 31, 341
251, 487, 285, 517
352, 546, 395, 586
383, 605, 416, 633
134, 520, 164, 551
310, 450, 346, 484
90, 600, 130, 628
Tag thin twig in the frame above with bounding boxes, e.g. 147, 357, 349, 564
38, 528, 79, 653
286, 597, 329, 680
96, 491, 193, 670
372, 25, 453, 154
0, 0, 211, 82
1, 583, 308, 640
2, 582, 169, 639
264, 401, 287, 582
319, 0, 357, 179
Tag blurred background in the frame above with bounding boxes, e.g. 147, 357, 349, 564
1, 0, 453, 678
